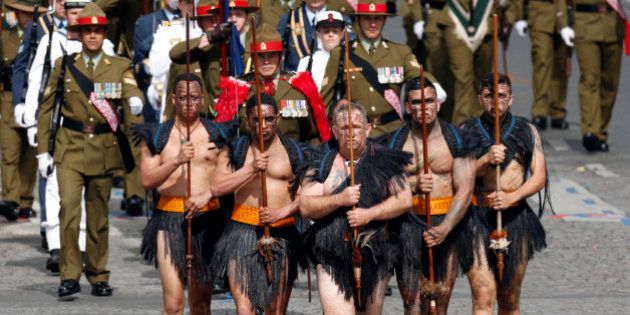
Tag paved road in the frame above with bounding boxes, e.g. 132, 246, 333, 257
1, 13, 630, 315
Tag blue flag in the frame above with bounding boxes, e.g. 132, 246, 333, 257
222, 0, 244, 76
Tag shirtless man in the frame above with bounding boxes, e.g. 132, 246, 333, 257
136, 74, 235, 314
461, 73, 548, 315
380, 77, 475, 314
187, 93, 310, 314
299, 102, 412, 314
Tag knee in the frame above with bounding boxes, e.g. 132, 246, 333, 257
581, 72, 599, 89
163, 296, 184, 315
471, 286, 496, 312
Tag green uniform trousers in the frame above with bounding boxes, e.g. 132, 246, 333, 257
0, 91, 37, 208
575, 39, 622, 140
530, 30, 569, 120
424, 23, 455, 121
57, 165, 113, 284
444, 30, 493, 124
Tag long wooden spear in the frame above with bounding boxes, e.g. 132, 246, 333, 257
250, 17, 274, 283
184, 11, 194, 290
490, 13, 507, 281
419, 66, 438, 315
343, 30, 362, 308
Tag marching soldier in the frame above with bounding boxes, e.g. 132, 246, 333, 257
442, 0, 517, 123
0, 0, 46, 221
94, 0, 141, 57
277, 0, 327, 71
228, 23, 330, 143
36, 3, 144, 297
320, 0, 422, 137
399, 0, 455, 120
570, 0, 627, 152
22, 0, 115, 272
513, 0, 574, 131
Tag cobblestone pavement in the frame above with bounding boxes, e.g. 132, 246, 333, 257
2, 16, 630, 315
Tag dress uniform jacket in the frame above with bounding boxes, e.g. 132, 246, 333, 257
236, 71, 319, 143
259, 0, 301, 27
11, 13, 59, 106
95, 0, 142, 56
1, 26, 38, 209
277, 4, 318, 71
320, 39, 422, 137
37, 53, 144, 174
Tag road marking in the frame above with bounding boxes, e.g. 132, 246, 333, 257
584, 163, 620, 178
543, 176, 629, 225
546, 138, 570, 151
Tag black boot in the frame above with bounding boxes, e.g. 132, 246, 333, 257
91, 282, 113, 296
58, 279, 81, 297
18, 207, 36, 219
550, 118, 569, 130
46, 249, 60, 273
0, 201, 19, 221
123, 196, 144, 217
532, 116, 547, 131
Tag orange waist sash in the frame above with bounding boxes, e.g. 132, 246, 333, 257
412, 195, 452, 215
157, 195, 221, 213
471, 190, 518, 208
231, 203, 295, 228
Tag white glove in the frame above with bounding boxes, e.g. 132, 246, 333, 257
560, 27, 575, 47
27, 127, 38, 147
514, 20, 528, 37
128, 96, 144, 116
37, 153, 54, 178
146, 85, 161, 111
434, 83, 447, 104
13, 103, 28, 128
413, 21, 425, 40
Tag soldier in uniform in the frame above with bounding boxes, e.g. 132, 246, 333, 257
230, 23, 329, 143
442, 0, 517, 123
94, 0, 141, 57
133, 0, 181, 124
513, 0, 574, 130
228, 0, 259, 74
320, 0, 422, 137
36, 3, 144, 297
0, 0, 47, 221
22, 0, 115, 273
277, 0, 326, 71
399, 0, 455, 121
570, 0, 627, 151
259, 0, 300, 27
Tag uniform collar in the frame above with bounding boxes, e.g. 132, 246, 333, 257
359, 36, 382, 53
82, 50, 104, 67
304, 5, 326, 26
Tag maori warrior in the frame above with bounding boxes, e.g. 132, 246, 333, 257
298, 102, 412, 313
460, 73, 549, 314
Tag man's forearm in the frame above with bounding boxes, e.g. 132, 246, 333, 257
210, 164, 257, 197
300, 194, 344, 219
369, 187, 412, 221
141, 157, 181, 189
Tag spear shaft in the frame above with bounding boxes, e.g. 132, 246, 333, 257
492, 13, 505, 280
420, 66, 437, 315
250, 17, 273, 283
185, 11, 194, 290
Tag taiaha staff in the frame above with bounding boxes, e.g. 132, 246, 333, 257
184, 11, 194, 288
343, 30, 362, 307
219, 0, 228, 76
419, 66, 438, 315
490, 13, 508, 281
250, 17, 274, 283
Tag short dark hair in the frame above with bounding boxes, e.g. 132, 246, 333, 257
405, 77, 435, 97
245, 93, 278, 116
172, 73, 204, 93
479, 72, 512, 94
332, 101, 369, 126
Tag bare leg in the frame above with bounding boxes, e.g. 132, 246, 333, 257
188, 275, 213, 315
497, 254, 528, 315
467, 239, 497, 315
156, 231, 185, 315
227, 260, 256, 315
316, 264, 356, 315
396, 271, 421, 315
265, 258, 293, 315
359, 275, 391, 315
420, 250, 459, 315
